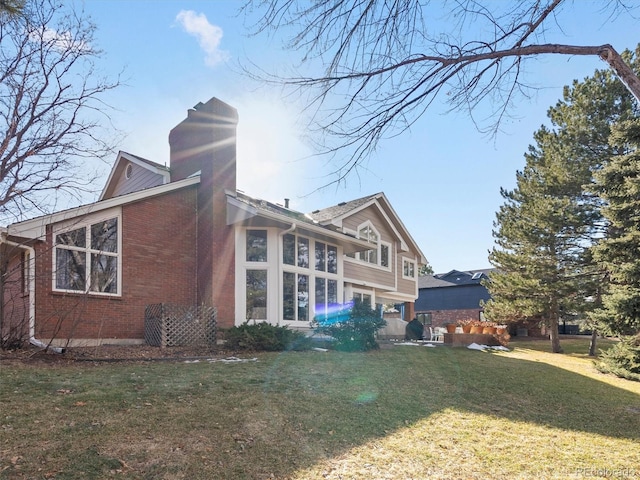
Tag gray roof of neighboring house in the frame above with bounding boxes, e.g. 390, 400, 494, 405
418, 268, 495, 289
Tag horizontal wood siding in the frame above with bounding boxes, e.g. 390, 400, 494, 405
343, 205, 396, 288
111, 163, 165, 197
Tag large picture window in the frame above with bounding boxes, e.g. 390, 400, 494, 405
54, 217, 119, 295
282, 234, 339, 323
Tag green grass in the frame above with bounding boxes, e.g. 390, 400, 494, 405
1, 337, 639, 479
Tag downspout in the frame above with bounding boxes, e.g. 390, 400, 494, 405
0, 232, 64, 353
278, 223, 297, 326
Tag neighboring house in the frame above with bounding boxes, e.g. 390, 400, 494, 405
1, 97, 426, 348
414, 269, 494, 327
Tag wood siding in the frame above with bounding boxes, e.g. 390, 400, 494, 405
110, 162, 165, 198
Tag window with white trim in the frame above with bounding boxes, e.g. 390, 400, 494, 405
246, 269, 267, 320
282, 233, 339, 322
54, 216, 120, 295
403, 258, 416, 279
348, 222, 391, 269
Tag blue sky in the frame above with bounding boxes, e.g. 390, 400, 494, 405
75, 1, 638, 273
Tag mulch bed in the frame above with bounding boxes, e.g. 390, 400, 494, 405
0, 343, 230, 365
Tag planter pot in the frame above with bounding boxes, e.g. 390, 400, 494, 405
496, 327, 506, 335
470, 326, 483, 334
446, 324, 457, 334
461, 325, 472, 334
483, 326, 497, 335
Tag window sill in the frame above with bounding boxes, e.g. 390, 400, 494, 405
51, 290, 123, 300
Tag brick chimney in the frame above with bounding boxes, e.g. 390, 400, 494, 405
169, 98, 239, 328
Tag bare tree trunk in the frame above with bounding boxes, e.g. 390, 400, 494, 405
549, 299, 562, 353
589, 329, 598, 357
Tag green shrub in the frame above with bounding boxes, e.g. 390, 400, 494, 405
314, 298, 386, 352
223, 322, 312, 351
595, 335, 640, 382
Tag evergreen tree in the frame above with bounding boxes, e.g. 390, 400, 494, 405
485, 49, 639, 353
591, 120, 640, 379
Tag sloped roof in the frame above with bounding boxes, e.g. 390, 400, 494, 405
418, 268, 495, 289
308, 192, 427, 265
226, 191, 373, 254
308, 193, 380, 224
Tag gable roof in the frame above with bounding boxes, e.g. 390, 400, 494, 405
8, 175, 200, 240
99, 151, 170, 201
418, 268, 495, 289
308, 192, 427, 264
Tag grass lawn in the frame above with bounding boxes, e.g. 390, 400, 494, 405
1, 337, 639, 479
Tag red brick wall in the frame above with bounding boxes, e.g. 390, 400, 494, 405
418, 308, 483, 328
33, 187, 198, 341
169, 98, 239, 329
1, 248, 30, 342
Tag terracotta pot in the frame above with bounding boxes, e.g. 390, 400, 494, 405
496, 327, 506, 335
470, 326, 483, 334
446, 324, 457, 334
462, 325, 472, 334
483, 326, 497, 335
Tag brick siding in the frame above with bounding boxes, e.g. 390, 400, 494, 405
32, 187, 198, 342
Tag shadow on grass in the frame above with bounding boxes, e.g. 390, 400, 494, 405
1, 343, 639, 479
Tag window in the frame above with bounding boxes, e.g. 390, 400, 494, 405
358, 224, 378, 264
403, 259, 416, 279
282, 234, 339, 322
283, 272, 308, 321
297, 237, 309, 268
54, 217, 119, 295
246, 230, 267, 262
246, 270, 267, 320
353, 292, 373, 310
283, 233, 295, 265
381, 244, 390, 268
349, 222, 391, 269
21, 251, 30, 295
315, 278, 338, 313
417, 312, 432, 326
315, 242, 338, 274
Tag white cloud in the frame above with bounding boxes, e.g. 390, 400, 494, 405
30, 26, 90, 53
175, 10, 229, 67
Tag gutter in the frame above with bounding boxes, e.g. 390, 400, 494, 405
0, 232, 64, 353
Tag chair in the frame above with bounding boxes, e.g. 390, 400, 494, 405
429, 326, 444, 343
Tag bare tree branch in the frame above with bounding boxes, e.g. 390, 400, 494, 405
0, 0, 122, 222
242, 0, 640, 186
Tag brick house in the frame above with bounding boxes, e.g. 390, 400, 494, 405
414, 269, 494, 327
1, 97, 426, 348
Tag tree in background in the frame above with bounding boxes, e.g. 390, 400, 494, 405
0, 1, 23, 15
0, 0, 120, 348
418, 263, 434, 276
485, 51, 639, 353
590, 120, 640, 380
0, 0, 121, 222
244, 1, 640, 180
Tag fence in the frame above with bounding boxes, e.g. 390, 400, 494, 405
144, 303, 217, 347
